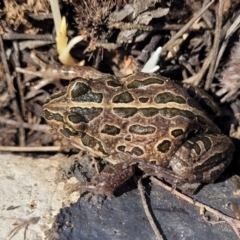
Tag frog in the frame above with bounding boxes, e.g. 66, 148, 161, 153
43, 70, 234, 194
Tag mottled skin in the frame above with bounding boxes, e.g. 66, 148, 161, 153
44, 72, 234, 193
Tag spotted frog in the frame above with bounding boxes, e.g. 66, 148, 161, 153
43, 72, 234, 193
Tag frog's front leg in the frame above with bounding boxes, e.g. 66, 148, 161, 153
80, 161, 135, 195
16, 51, 112, 90
16, 64, 111, 82
169, 134, 234, 183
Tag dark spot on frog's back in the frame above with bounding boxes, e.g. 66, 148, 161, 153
127, 78, 164, 88
154, 92, 186, 104
125, 135, 132, 141
139, 108, 158, 117
112, 92, 134, 103
80, 133, 106, 154
159, 108, 195, 119
113, 108, 138, 118
71, 81, 103, 103
139, 97, 149, 103
129, 125, 156, 135
131, 147, 144, 156
68, 107, 102, 123
44, 110, 64, 122
60, 127, 77, 138
71, 81, 89, 97
171, 129, 184, 138
106, 80, 122, 88
185, 85, 196, 98
117, 145, 126, 152
101, 124, 121, 136
157, 140, 171, 153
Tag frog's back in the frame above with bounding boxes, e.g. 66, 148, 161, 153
43, 73, 220, 166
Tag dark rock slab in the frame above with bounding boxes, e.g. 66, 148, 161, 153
50, 175, 240, 240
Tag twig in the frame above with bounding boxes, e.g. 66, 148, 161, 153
0, 116, 48, 132
0, 36, 15, 99
214, 14, 240, 80
0, 36, 25, 146
183, 47, 214, 85
2, 33, 54, 41
151, 177, 240, 239
8, 217, 40, 240
181, 62, 196, 76
138, 179, 164, 240
205, 0, 224, 90
163, 0, 215, 51
28, 12, 53, 20
137, 35, 161, 63
109, 23, 211, 31
19, 40, 54, 51
0, 146, 63, 152
85, 41, 119, 52
13, 41, 26, 118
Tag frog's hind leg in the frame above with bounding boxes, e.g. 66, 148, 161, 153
169, 133, 234, 183
182, 83, 220, 117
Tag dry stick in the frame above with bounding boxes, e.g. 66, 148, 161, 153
151, 177, 240, 239
8, 217, 40, 240
0, 116, 48, 132
0, 36, 15, 99
162, 0, 215, 51
28, 12, 53, 20
85, 41, 119, 52
0, 146, 62, 152
19, 40, 55, 51
181, 62, 196, 76
109, 22, 211, 32
205, 0, 224, 90
137, 35, 161, 63
214, 14, 240, 77
202, 12, 213, 29
2, 33, 54, 41
0, 36, 25, 146
138, 179, 164, 240
163, 24, 211, 31
13, 41, 26, 119
183, 48, 214, 85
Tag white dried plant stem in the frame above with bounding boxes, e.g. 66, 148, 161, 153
141, 47, 162, 73
58, 36, 85, 65
50, 0, 61, 37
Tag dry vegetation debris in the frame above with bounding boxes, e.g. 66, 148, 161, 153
1, 1, 240, 239
0, 0, 240, 153
0, 0, 240, 147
